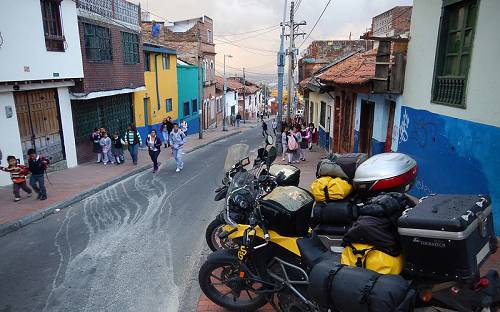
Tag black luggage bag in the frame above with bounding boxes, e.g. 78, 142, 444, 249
311, 199, 357, 225
398, 194, 497, 281
316, 153, 368, 180
308, 259, 415, 311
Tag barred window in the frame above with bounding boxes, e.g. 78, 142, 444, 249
192, 99, 198, 114
84, 23, 112, 61
166, 98, 173, 112
184, 102, 190, 117
121, 32, 139, 64
162, 54, 170, 70
432, 0, 477, 108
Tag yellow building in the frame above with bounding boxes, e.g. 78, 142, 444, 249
134, 43, 178, 140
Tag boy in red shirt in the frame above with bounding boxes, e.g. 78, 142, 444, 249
0, 155, 33, 202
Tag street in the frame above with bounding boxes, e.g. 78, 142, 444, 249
0, 128, 264, 312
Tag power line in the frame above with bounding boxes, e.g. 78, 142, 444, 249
294, 0, 302, 13
214, 24, 280, 37
141, 8, 173, 23
298, 0, 332, 48
214, 38, 277, 56
215, 26, 280, 44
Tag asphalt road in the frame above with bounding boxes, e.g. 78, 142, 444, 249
0, 128, 265, 312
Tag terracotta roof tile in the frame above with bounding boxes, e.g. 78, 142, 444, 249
317, 50, 376, 85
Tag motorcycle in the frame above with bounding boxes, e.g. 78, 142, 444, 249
198, 149, 500, 311
207, 135, 301, 251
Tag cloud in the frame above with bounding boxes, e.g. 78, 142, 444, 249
141, 0, 413, 80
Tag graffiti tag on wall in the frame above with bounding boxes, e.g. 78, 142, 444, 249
399, 109, 409, 143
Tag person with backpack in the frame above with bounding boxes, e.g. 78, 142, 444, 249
169, 123, 187, 172
287, 126, 300, 164
146, 129, 162, 173
124, 123, 142, 165
0, 155, 32, 202
27, 148, 49, 200
111, 132, 126, 164
90, 128, 102, 163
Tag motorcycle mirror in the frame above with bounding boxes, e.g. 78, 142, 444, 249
265, 135, 274, 146
214, 186, 228, 201
266, 147, 277, 167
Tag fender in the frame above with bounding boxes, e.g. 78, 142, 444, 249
205, 248, 252, 273
223, 224, 302, 256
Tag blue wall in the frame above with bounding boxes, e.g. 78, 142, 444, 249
177, 64, 200, 136
397, 106, 500, 231
318, 127, 330, 150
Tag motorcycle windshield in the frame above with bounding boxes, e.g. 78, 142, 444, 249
224, 144, 250, 173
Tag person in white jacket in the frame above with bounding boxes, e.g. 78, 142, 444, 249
169, 123, 187, 172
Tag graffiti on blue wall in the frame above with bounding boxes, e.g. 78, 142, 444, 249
397, 106, 500, 232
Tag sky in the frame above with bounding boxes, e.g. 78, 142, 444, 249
139, 0, 413, 82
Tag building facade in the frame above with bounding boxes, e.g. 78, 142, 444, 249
70, 0, 144, 163
133, 43, 178, 140
142, 16, 216, 130
395, 0, 500, 229
0, 0, 84, 186
177, 60, 200, 135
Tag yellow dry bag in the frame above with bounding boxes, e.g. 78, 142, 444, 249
310, 176, 353, 202
341, 242, 404, 275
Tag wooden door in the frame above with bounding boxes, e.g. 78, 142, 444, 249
358, 100, 375, 155
14, 89, 64, 163
333, 96, 341, 152
384, 100, 396, 152
340, 94, 355, 153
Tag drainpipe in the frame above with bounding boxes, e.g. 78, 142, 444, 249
154, 53, 161, 131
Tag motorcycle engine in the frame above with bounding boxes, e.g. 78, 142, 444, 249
276, 290, 310, 312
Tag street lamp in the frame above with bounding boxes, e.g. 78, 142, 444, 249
223, 54, 233, 131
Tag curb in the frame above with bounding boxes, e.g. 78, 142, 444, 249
0, 130, 243, 238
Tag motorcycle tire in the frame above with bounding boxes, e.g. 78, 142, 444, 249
206, 218, 237, 251
198, 252, 267, 312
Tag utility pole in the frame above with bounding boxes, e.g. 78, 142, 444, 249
242, 68, 246, 124
223, 54, 232, 131
197, 29, 203, 139
276, 0, 287, 153
285, 1, 306, 121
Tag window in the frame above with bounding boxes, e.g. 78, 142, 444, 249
210, 61, 214, 80
144, 52, 151, 71
320, 101, 326, 128
84, 23, 112, 62
203, 60, 208, 81
162, 54, 170, 70
192, 99, 198, 114
184, 102, 190, 117
432, 0, 478, 108
166, 98, 172, 112
41, 0, 65, 51
121, 32, 139, 64
207, 30, 213, 43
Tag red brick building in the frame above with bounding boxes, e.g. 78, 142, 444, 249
70, 0, 145, 163
142, 16, 216, 129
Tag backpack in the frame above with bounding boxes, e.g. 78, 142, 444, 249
310, 176, 353, 202
287, 134, 299, 151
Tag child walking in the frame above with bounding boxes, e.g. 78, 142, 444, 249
90, 128, 102, 163
99, 131, 114, 165
27, 148, 49, 200
0, 155, 32, 202
111, 132, 126, 164
169, 123, 186, 172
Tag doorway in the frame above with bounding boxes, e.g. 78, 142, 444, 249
358, 100, 375, 155
384, 100, 396, 152
340, 94, 355, 153
14, 89, 64, 164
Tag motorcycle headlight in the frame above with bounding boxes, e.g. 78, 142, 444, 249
230, 189, 253, 210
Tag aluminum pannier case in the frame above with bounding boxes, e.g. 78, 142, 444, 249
398, 194, 497, 281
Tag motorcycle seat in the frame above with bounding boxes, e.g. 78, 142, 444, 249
313, 224, 350, 236
297, 236, 338, 268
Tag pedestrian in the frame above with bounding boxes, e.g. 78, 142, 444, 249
230, 114, 235, 126
160, 117, 173, 148
146, 129, 162, 173
260, 112, 264, 122
261, 120, 268, 137
124, 123, 142, 165
0, 155, 32, 202
180, 119, 189, 134
27, 148, 49, 200
287, 127, 300, 164
281, 126, 289, 161
235, 113, 241, 127
90, 128, 102, 163
272, 118, 277, 136
299, 125, 310, 161
99, 131, 113, 165
293, 126, 303, 163
309, 122, 318, 150
169, 123, 186, 172
111, 132, 126, 164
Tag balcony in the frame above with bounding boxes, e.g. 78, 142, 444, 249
432, 76, 465, 108
77, 0, 140, 26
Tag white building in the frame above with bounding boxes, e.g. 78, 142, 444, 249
0, 0, 83, 186
396, 0, 500, 229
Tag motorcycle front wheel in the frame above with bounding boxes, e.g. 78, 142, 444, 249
205, 218, 238, 251
198, 255, 267, 311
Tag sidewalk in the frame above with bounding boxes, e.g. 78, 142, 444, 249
196, 146, 500, 312
0, 121, 260, 236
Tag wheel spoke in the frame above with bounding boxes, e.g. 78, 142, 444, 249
221, 290, 232, 297
244, 289, 253, 300
210, 273, 222, 281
